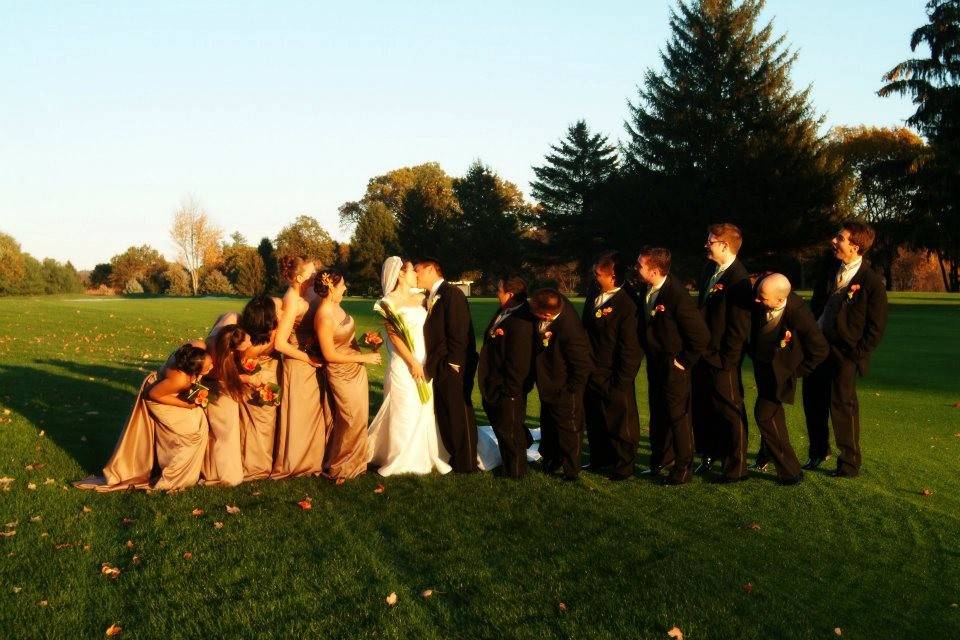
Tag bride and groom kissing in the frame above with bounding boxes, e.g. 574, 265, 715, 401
367, 257, 481, 476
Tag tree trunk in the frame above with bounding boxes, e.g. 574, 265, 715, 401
936, 251, 949, 292
190, 268, 199, 296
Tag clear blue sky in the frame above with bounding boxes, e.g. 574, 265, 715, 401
0, 0, 925, 270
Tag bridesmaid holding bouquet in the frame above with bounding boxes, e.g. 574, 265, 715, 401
314, 269, 381, 479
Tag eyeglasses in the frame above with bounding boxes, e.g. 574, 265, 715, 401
705, 239, 725, 246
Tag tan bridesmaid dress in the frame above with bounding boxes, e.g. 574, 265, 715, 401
74, 373, 209, 492
271, 303, 329, 478
201, 380, 244, 486
239, 355, 280, 480
322, 313, 370, 479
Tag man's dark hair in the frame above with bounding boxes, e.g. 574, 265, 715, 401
529, 288, 563, 315
841, 219, 876, 255
499, 273, 527, 303
416, 257, 444, 277
594, 251, 627, 286
638, 246, 672, 275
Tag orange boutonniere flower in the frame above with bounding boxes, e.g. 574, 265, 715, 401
594, 306, 614, 318
241, 359, 261, 374
491, 327, 505, 338
542, 331, 553, 347
779, 330, 793, 349
710, 283, 725, 294
651, 304, 666, 317
847, 284, 861, 300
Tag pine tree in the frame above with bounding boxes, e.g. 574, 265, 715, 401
880, 0, 960, 291
348, 201, 398, 295
530, 120, 619, 271
624, 0, 842, 272
257, 238, 280, 294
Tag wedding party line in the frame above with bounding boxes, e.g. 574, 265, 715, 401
75, 218, 888, 492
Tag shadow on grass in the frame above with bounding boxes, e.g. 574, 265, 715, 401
0, 358, 147, 474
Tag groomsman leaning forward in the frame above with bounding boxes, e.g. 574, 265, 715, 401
633, 247, 710, 485
748, 273, 828, 484
692, 223, 753, 482
582, 252, 643, 480
529, 288, 594, 481
478, 275, 537, 479
801, 221, 888, 477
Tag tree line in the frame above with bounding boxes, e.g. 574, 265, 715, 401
2, 0, 956, 297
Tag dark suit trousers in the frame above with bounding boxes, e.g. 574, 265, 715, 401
539, 395, 582, 478
753, 362, 801, 480
483, 396, 531, 478
692, 363, 748, 478
647, 359, 694, 477
584, 385, 639, 476
802, 351, 861, 474
434, 365, 479, 473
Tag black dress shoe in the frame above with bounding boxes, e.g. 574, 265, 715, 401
777, 472, 804, 485
638, 466, 662, 476
711, 474, 749, 484
582, 462, 605, 471
830, 468, 858, 478
801, 456, 827, 471
542, 458, 562, 474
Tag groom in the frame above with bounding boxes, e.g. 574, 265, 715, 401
415, 258, 479, 473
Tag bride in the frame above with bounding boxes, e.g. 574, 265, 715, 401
367, 257, 452, 476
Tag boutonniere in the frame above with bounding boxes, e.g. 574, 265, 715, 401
847, 284, 861, 300
779, 330, 793, 349
428, 295, 441, 311
710, 283, 725, 295
594, 306, 614, 318
542, 331, 553, 347
490, 327, 505, 339
651, 304, 666, 317
241, 358, 262, 374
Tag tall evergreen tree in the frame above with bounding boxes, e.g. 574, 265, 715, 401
454, 160, 527, 286
624, 0, 843, 274
530, 120, 619, 271
880, 0, 960, 291
257, 237, 280, 293
347, 201, 398, 294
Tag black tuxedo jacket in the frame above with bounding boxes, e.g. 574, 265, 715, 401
635, 274, 710, 368
423, 280, 478, 380
697, 258, 752, 371
581, 288, 643, 396
478, 302, 536, 404
810, 258, 888, 376
534, 303, 594, 404
748, 292, 829, 404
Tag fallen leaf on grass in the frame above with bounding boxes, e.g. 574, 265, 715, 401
213, 521, 224, 530
125, 540, 135, 549
81, 505, 93, 513
558, 602, 568, 612
11, 586, 21, 593
191, 508, 204, 517
44, 478, 55, 485
38, 599, 48, 606
4, 520, 17, 529
27, 483, 37, 491
183, 552, 193, 559
744, 522, 761, 531
921, 488, 934, 497
335, 478, 346, 486
421, 589, 433, 598
385, 592, 398, 606
374, 484, 386, 494
225, 504, 241, 515
121, 518, 134, 527
131, 555, 140, 565
54, 542, 74, 550
667, 626, 684, 640
105, 622, 122, 636
297, 499, 312, 511
0, 531, 15, 538
100, 563, 121, 579
742, 582, 754, 594
834, 628, 842, 636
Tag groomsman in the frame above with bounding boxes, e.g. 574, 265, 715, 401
633, 247, 710, 485
529, 288, 593, 481
581, 252, 643, 480
478, 275, 537, 479
748, 273, 828, 484
692, 223, 752, 482
802, 221, 888, 477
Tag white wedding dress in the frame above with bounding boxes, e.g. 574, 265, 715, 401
367, 303, 453, 476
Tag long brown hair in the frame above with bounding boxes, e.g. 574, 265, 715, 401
210, 324, 247, 400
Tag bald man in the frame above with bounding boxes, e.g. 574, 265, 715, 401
747, 274, 828, 484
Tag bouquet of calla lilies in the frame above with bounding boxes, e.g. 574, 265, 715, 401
374, 299, 430, 404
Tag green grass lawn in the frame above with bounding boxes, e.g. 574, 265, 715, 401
0, 293, 958, 639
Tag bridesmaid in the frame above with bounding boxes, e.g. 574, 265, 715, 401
271, 255, 328, 479
236, 294, 284, 480
201, 324, 250, 486
74, 344, 213, 491
314, 269, 381, 479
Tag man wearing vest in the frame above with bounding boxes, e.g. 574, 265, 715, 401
802, 221, 888, 477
